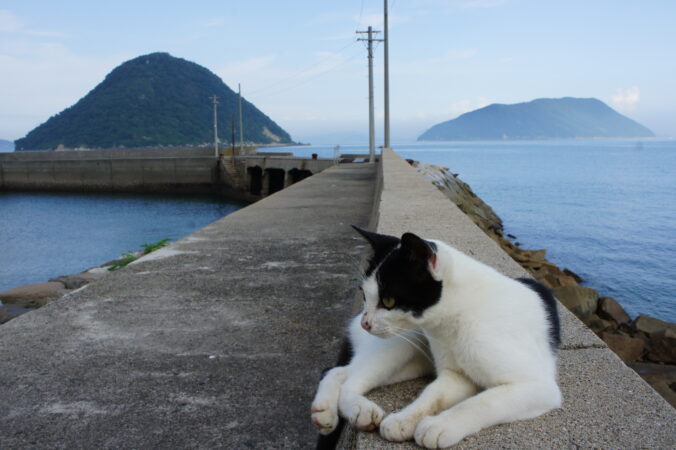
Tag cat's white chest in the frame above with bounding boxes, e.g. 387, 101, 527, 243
425, 328, 462, 371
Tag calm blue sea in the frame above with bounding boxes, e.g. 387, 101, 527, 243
1, 141, 674, 322
0, 192, 243, 298
272, 140, 676, 323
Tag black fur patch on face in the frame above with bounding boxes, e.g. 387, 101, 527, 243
375, 233, 442, 317
516, 277, 561, 350
352, 225, 400, 276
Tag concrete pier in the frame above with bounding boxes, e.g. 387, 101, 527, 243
0, 149, 674, 449
0, 163, 376, 449
0, 148, 337, 201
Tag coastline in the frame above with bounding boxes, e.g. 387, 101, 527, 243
0, 251, 143, 323
413, 159, 675, 406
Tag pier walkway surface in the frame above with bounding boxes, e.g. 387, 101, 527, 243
0, 163, 376, 448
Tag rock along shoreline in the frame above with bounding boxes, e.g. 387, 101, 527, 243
412, 160, 675, 408
0, 252, 143, 324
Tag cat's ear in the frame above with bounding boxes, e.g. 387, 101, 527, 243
352, 225, 400, 254
400, 232, 436, 273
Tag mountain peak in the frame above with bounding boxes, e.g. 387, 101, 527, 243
15, 52, 293, 150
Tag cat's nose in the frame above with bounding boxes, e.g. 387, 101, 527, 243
361, 319, 372, 331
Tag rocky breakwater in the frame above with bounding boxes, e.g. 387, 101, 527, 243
413, 160, 676, 407
0, 267, 109, 324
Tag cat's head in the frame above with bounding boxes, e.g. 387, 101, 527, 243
353, 226, 443, 338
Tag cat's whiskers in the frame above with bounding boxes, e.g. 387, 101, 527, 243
385, 324, 435, 364
391, 331, 435, 365
387, 324, 429, 345
407, 328, 443, 346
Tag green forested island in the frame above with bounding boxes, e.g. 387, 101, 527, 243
418, 97, 655, 141
15, 52, 293, 151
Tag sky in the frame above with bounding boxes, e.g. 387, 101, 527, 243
1, 0, 675, 145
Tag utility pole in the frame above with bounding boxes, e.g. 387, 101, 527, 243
357, 26, 382, 163
210, 95, 219, 158
383, 0, 391, 150
231, 116, 236, 154
238, 83, 244, 156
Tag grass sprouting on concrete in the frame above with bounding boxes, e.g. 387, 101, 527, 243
140, 238, 171, 254
108, 238, 171, 271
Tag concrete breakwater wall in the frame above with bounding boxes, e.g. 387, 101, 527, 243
0, 148, 218, 193
339, 148, 674, 449
0, 148, 337, 201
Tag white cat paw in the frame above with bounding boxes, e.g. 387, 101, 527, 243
311, 400, 339, 435
344, 398, 385, 431
414, 416, 465, 449
380, 411, 418, 442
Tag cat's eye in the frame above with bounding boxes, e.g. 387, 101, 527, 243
382, 297, 396, 309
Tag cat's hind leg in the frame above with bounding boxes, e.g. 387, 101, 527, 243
414, 380, 561, 448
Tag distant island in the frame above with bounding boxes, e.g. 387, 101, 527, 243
15, 52, 294, 151
0, 139, 14, 152
418, 97, 655, 141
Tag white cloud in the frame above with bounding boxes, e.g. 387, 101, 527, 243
446, 97, 491, 118
309, 12, 348, 26
0, 9, 21, 32
610, 86, 640, 112
0, 39, 128, 139
0, 9, 68, 38
240, 48, 361, 100
217, 56, 276, 81
458, 0, 508, 8
203, 17, 226, 28
319, 32, 355, 41
429, 48, 478, 64
409, 0, 508, 11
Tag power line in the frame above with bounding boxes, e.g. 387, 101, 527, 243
246, 0, 368, 99
247, 46, 363, 99
356, 0, 365, 30
246, 40, 359, 97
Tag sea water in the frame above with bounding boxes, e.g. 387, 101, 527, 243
271, 140, 676, 322
0, 192, 244, 297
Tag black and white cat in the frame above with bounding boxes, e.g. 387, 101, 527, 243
311, 226, 562, 449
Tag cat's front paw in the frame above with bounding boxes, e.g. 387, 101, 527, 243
344, 397, 385, 431
311, 400, 339, 435
380, 411, 418, 442
414, 415, 465, 449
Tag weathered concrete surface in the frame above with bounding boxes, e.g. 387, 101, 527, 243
340, 148, 675, 449
0, 148, 337, 197
0, 163, 376, 449
0, 147, 218, 193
